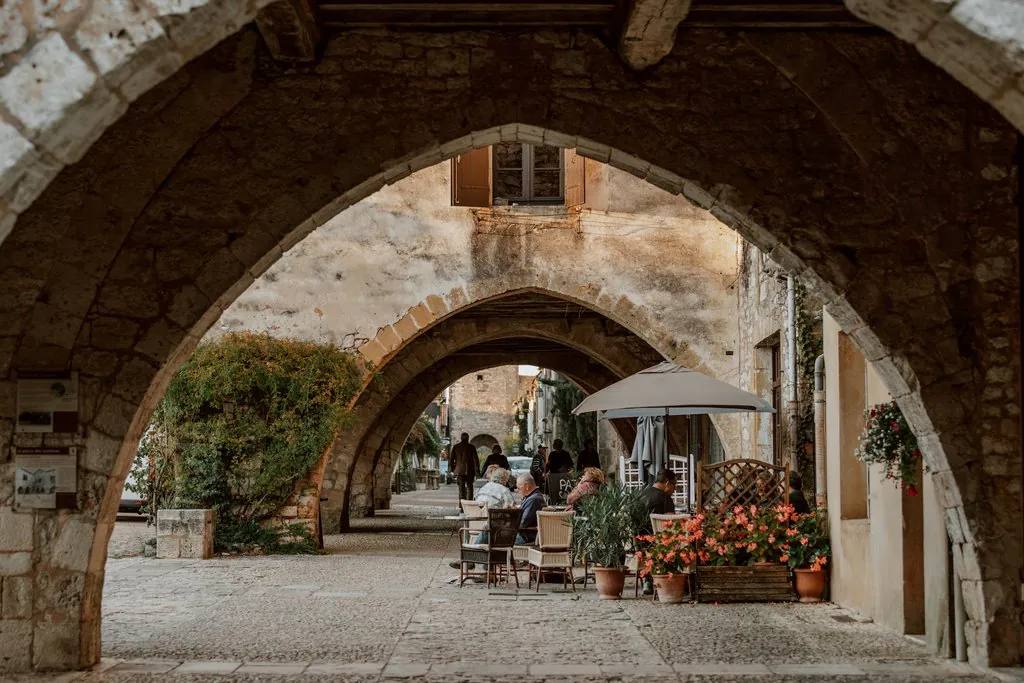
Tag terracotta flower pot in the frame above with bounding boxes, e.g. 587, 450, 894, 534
652, 573, 688, 604
793, 567, 826, 602
593, 567, 626, 600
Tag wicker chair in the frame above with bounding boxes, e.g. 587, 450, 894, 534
527, 511, 575, 592
650, 512, 689, 532
459, 508, 520, 588
460, 499, 488, 533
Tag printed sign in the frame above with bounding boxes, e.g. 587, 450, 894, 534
546, 473, 575, 505
14, 447, 77, 509
16, 371, 79, 433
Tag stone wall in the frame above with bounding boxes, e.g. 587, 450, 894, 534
448, 366, 520, 454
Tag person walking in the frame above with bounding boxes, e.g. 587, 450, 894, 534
450, 432, 478, 502
545, 439, 573, 474
481, 444, 510, 472
575, 437, 600, 471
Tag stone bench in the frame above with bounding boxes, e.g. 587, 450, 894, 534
157, 509, 215, 559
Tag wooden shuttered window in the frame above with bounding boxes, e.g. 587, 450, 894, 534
451, 147, 491, 207
564, 147, 586, 208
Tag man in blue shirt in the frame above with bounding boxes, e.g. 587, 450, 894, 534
515, 473, 545, 545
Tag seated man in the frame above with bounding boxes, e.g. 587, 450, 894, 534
515, 473, 545, 546
788, 471, 811, 514
640, 469, 677, 594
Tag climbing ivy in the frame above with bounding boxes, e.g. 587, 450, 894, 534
130, 332, 363, 553
539, 374, 596, 454
793, 281, 823, 495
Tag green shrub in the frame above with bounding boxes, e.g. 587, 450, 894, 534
130, 332, 363, 553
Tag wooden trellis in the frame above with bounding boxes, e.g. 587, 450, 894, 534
696, 459, 789, 515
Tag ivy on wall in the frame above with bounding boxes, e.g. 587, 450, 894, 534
395, 417, 443, 493
514, 399, 529, 456
540, 374, 596, 455
131, 332, 363, 553
793, 281, 823, 495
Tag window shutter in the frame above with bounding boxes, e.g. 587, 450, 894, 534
564, 147, 586, 208
451, 147, 492, 207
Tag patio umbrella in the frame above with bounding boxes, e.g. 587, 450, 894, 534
572, 362, 775, 420
574, 362, 774, 488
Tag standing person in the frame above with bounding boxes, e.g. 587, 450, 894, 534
640, 470, 677, 594
481, 444, 510, 472
788, 471, 811, 514
530, 445, 548, 490
450, 432, 478, 502
575, 437, 600, 472
545, 439, 573, 474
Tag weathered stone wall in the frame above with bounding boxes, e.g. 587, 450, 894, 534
448, 366, 519, 453
0, 26, 1018, 672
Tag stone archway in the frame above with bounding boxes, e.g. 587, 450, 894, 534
1, 0, 1022, 247
0, 23, 1017, 672
469, 434, 499, 451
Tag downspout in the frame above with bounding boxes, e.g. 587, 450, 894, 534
814, 354, 827, 507
787, 276, 799, 465
954, 557, 967, 661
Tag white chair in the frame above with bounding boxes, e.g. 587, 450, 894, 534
527, 511, 575, 592
461, 499, 488, 532
650, 513, 689, 532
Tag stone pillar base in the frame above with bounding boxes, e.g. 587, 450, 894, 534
156, 509, 215, 559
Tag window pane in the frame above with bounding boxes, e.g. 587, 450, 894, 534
494, 142, 523, 169
533, 170, 561, 199
533, 144, 561, 169
495, 170, 523, 199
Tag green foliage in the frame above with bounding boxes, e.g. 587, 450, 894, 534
573, 484, 648, 568
539, 374, 596, 454
793, 281, 822, 493
787, 508, 831, 570
131, 332, 363, 553
403, 417, 441, 459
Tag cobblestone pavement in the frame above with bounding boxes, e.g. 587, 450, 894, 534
10, 502, 1015, 683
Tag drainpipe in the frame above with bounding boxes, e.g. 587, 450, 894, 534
814, 354, 827, 508
787, 276, 799, 465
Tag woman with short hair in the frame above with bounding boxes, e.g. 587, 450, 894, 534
566, 467, 606, 510
475, 466, 515, 509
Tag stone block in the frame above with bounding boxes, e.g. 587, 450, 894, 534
49, 517, 94, 572
0, 552, 32, 576
2, 575, 32, 619
32, 620, 80, 670
156, 535, 180, 559
0, 618, 32, 672
74, 0, 166, 84
0, 508, 33, 552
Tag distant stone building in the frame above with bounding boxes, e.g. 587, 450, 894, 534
448, 366, 520, 454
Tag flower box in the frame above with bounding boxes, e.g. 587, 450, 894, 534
696, 565, 792, 603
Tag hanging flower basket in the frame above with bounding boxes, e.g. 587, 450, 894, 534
855, 400, 926, 495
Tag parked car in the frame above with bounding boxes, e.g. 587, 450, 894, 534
119, 468, 144, 515
507, 456, 532, 483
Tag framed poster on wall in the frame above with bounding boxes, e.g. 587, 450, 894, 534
14, 447, 78, 509
15, 371, 79, 433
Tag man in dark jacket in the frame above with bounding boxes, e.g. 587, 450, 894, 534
788, 471, 811, 514
515, 473, 545, 545
640, 469, 677, 594
545, 439, 573, 474
576, 438, 600, 471
450, 433, 478, 502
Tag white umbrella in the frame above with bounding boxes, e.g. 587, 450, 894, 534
572, 362, 775, 420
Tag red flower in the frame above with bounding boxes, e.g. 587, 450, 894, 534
907, 485, 918, 497
912, 449, 921, 459
891, 421, 900, 431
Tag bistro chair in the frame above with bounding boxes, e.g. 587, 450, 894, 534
527, 511, 575, 592
459, 508, 520, 588
650, 513, 689, 532
460, 499, 488, 533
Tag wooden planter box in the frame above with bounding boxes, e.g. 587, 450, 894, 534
696, 565, 793, 603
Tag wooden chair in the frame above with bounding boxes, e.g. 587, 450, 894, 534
527, 511, 575, 592
459, 508, 520, 588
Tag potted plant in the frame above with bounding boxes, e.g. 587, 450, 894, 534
574, 484, 647, 599
856, 400, 926, 495
787, 509, 831, 602
636, 515, 704, 603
